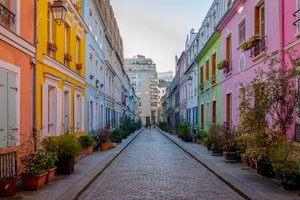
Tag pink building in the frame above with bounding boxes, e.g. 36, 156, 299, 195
217, 0, 281, 131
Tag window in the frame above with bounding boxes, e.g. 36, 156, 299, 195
0, 0, 15, 30
238, 18, 246, 44
0, 69, 18, 148
64, 25, 71, 67
200, 66, 204, 90
212, 101, 216, 123
64, 90, 70, 132
74, 93, 84, 132
201, 104, 204, 129
226, 93, 232, 122
76, 38, 81, 64
206, 102, 210, 125
206, 60, 209, 81
47, 86, 57, 135
212, 53, 216, 84
89, 8, 93, 31
254, 2, 265, 36
47, 9, 52, 56
226, 34, 232, 61
89, 101, 93, 131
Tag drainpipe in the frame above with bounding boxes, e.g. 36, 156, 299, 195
280, 0, 285, 65
33, 0, 38, 151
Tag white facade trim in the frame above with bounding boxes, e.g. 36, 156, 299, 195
43, 55, 85, 84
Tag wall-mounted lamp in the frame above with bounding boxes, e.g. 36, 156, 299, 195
52, 0, 67, 24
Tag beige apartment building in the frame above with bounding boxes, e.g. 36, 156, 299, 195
125, 55, 159, 126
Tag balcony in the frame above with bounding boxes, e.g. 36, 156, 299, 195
223, 121, 232, 130
250, 36, 267, 58
0, 3, 15, 30
223, 61, 232, 75
0, 151, 17, 179
293, 8, 300, 27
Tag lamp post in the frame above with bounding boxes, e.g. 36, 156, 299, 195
52, 0, 67, 24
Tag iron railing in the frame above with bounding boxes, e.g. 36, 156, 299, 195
293, 8, 300, 26
0, 151, 17, 179
0, 3, 15, 26
250, 36, 267, 58
223, 61, 232, 75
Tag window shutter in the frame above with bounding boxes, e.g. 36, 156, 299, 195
81, 95, 85, 132
56, 88, 62, 136
51, 88, 57, 136
0, 70, 8, 148
93, 101, 96, 130
42, 84, 48, 137
74, 93, 78, 133
7, 73, 17, 146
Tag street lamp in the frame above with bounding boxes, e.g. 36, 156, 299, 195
52, 0, 67, 24
188, 76, 193, 85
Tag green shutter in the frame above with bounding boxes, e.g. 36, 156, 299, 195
7, 73, 17, 146
0, 70, 8, 148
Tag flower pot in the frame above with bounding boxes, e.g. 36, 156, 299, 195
224, 152, 238, 163
250, 157, 257, 170
82, 148, 90, 156
101, 143, 110, 151
111, 142, 117, 148
196, 139, 202, 144
281, 176, 300, 191
55, 157, 74, 175
21, 172, 48, 190
257, 160, 274, 176
211, 147, 223, 156
45, 167, 56, 184
88, 146, 94, 154
0, 179, 17, 197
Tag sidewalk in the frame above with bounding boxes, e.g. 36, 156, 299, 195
7, 129, 142, 200
158, 129, 300, 200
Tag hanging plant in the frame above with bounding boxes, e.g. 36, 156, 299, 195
217, 59, 229, 70
239, 35, 261, 51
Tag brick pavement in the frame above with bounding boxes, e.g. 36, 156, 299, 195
79, 128, 244, 200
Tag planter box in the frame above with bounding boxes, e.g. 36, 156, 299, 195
101, 143, 110, 151
56, 157, 74, 175
0, 179, 17, 197
257, 160, 274, 176
211, 147, 223, 156
45, 167, 56, 184
224, 152, 238, 163
21, 172, 48, 190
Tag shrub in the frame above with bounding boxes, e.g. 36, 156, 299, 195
208, 124, 223, 148
43, 134, 82, 159
78, 135, 94, 148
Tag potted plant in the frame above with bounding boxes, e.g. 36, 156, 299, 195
178, 123, 192, 142
209, 124, 223, 156
21, 151, 49, 190
217, 59, 229, 70
100, 127, 111, 152
270, 141, 300, 190
239, 35, 260, 51
112, 128, 123, 144
223, 128, 238, 163
199, 131, 208, 145
43, 134, 82, 175
78, 135, 94, 156
44, 152, 57, 184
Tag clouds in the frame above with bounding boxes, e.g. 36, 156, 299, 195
110, 0, 213, 72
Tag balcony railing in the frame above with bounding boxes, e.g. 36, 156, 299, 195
250, 36, 267, 58
0, 3, 15, 28
0, 151, 17, 179
223, 121, 232, 130
293, 8, 300, 26
223, 61, 232, 75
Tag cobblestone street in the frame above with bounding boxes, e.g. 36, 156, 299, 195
79, 129, 244, 200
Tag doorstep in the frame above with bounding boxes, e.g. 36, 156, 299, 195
158, 128, 300, 200
14, 129, 143, 200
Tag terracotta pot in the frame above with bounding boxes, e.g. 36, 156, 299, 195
196, 139, 202, 144
45, 168, 56, 184
111, 142, 117, 148
81, 148, 90, 156
21, 172, 48, 190
101, 143, 110, 151
88, 146, 94, 154
0, 179, 17, 197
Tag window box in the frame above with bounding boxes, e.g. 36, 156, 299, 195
64, 53, 72, 62
76, 64, 82, 70
217, 59, 229, 70
47, 42, 57, 52
239, 35, 261, 51
250, 36, 267, 58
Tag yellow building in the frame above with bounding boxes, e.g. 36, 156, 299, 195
36, 0, 88, 137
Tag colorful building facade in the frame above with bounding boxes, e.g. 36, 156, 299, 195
36, 0, 88, 137
83, 0, 106, 134
0, 0, 35, 159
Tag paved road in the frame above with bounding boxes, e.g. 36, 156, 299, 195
79, 129, 244, 200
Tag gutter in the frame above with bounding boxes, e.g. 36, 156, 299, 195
279, 0, 285, 65
33, 0, 38, 151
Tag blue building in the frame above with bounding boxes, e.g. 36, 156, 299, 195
82, 0, 106, 133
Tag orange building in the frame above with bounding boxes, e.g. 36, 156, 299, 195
0, 0, 35, 176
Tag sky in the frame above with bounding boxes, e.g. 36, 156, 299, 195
110, 0, 214, 73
